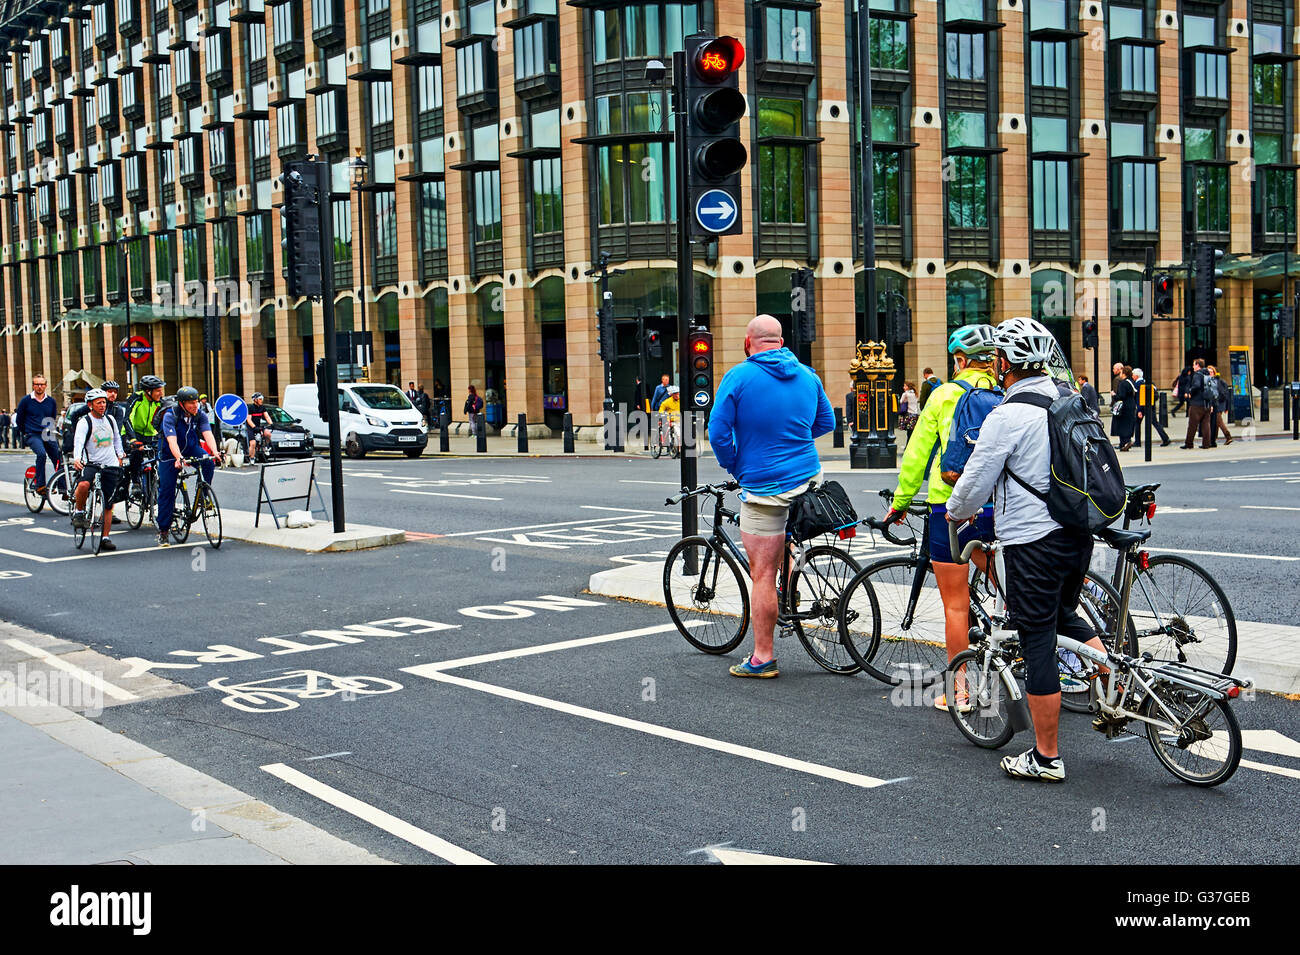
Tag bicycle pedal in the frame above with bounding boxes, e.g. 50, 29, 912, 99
778, 625, 795, 639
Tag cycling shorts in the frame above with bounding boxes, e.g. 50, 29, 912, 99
77, 464, 121, 506
928, 503, 994, 564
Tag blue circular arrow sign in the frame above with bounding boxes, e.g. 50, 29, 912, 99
214, 394, 248, 428
694, 189, 738, 234
694, 390, 711, 408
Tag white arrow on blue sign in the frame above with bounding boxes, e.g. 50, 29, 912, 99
214, 394, 248, 427
694, 390, 710, 408
694, 189, 738, 234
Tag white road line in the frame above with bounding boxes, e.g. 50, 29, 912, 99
441, 472, 551, 480
390, 489, 504, 501
406, 623, 688, 673
618, 480, 683, 486
1240, 758, 1300, 781
304, 751, 353, 761
580, 505, 664, 515
1145, 546, 1300, 562
417, 671, 892, 790
4, 637, 137, 701
23, 526, 75, 537
260, 762, 493, 865
0, 546, 52, 563
1241, 505, 1300, 512
442, 510, 663, 537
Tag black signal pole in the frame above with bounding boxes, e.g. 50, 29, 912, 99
858, 0, 877, 346
1143, 246, 1154, 463
309, 160, 345, 532
672, 47, 698, 541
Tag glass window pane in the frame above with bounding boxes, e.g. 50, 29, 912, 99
1109, 122, 1145, 157
946, 0, 982, 22
872, 106, 897, 141
1184, 127, 1215, 161
1255, 133, 1283, 165
1183, 15, 1214, 48
1032, 116, 1068, 152
1030, 0, 1065, 30
1253, 23, 1283, 56
946, 111, 985, 148
1109, 5, 1143, 39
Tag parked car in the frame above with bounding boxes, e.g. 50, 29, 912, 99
282, 382, 428, 458
220, 404, 315, 459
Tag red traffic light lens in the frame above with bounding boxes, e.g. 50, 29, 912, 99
692, 339, 711, 354
694, 37, 744, 83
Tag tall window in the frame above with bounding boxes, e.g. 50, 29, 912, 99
593, 3, 700, 63
945, 112, 989, 230
763, 6, 814, 64
1031, 117, 1068, 231
757, 98, 806, 225
946, 33, 984, 80
946, 270, 992, 331
594, 91, 673, 225
869, 17, 908, 71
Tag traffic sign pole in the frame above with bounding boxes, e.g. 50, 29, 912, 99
673, 49, 698, 547
313, 160, 346, 533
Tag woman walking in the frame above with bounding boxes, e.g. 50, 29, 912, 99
897, 381, 919, 450
1111, 365, 1138, 451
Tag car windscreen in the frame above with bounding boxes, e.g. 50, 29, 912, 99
266, 406, 297, 424
352, 387, 413, 411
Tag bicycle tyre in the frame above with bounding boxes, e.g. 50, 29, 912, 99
72, 491, 87, 549
945, 648, 1016, 749
90, 488, 108, 555
1142, 687, 1242, 787
46, 467, 73, 516
651, 439, 662, 459
23, 478, 45, 513
1061, 575, 1133, 713
198, 482, 223, 549
789, 545, 862, 674
124, 475, 146, 529
171, 481, 192, 544
663, 536, 749, 655
840, 554, 949, 686
1132, 555, 1237, 675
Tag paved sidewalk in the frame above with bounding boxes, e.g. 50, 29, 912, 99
0, 674, 388, 865
587, 561, 1300, 696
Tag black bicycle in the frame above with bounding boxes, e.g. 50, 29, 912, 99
662, 481, 863, 673
168, 455, 223, 548
71, 466, 118, 555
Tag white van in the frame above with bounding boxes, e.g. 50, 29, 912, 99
282, 382, 428, 458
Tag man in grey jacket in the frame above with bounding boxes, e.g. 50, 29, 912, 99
947, 317, 1109, 783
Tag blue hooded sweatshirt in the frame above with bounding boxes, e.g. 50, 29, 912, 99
707, 347, 834, 495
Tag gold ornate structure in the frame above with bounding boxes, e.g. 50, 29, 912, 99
848, 341, 897, 436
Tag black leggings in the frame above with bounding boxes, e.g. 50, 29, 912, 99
1003, 529, 1096, 696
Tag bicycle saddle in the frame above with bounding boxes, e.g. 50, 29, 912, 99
1096, 526, 1152, 550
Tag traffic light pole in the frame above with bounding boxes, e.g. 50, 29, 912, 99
673, 49, 698, 542
1143, 246, 1154, 463
312, 161, 346, 533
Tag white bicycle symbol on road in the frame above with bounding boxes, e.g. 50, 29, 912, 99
208, 670, 403, 713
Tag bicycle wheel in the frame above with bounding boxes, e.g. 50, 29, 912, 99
90, 489, 108, 555
124, 475, 146, 529
651, 438, 662, 459
945, 648, 1016, 749
1129, 555, 1236, 675
663, 536, 749, 654
23, 478, 45, 513
198, 482, 223, 549
144, 468, 158, 526
788, 545, 861, 674
1142, 685, 1242, 786
841, 555, 949, 686
46, 467, 73, 516
170, 480, 192, 544
1061, 575, 1133, 713
71, 490, 88, 549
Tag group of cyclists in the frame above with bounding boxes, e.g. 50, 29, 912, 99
14, 373, 226, 550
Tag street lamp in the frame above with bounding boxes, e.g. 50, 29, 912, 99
349, 150, 370, 382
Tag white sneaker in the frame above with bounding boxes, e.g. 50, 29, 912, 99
1000, 748, 1065, 782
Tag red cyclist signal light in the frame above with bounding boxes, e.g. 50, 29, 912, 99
693, 37, 745, 83
683, 35, 747, 237
1153, 274, 1174, 316
687, 329, 715, 410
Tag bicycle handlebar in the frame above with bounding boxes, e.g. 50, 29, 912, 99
664, 480, 740, 507
948, 520, 991, 565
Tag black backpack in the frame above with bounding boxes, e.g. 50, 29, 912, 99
1004, 391, 1126, 533
151, 396, 178, 434
786, 481, 858, 542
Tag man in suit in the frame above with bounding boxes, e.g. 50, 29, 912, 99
1077, 376, 1100, 415
1180, 359, 1214, 449
0, 409, 9, 448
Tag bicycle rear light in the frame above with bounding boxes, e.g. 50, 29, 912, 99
1147, 503, 1157, 521
1138, 551, 1150, 570
1226, 686, 1240, 699
838, 525, 856, 540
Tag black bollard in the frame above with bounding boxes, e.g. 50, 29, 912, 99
476, 414, 487, 453
1293, 389, 1299, 441
1260, 387, 1269, 423
439, 411, 450, 452
1285, 385, 1292, 431
833, 407, 844, 448
1159, 391, 1168, 429
517, 413, 528, 453
563, 413, 575, 453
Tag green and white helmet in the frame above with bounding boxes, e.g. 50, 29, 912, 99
947, 324, 997, 359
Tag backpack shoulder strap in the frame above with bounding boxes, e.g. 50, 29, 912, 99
1004, 391, 1053, 410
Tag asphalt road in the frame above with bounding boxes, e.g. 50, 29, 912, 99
0, 445, 1298, 864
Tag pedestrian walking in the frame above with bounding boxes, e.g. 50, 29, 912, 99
1171, 366, 1192, 417
0, 409, 9, 448
707, 315, 834, 679
897, 380, 919, 450
405, 381, 420, 406
464, 385, 484, 435
1180, 358, 1214, 450
1130, 369, 1171, 447
1110, 365, 1138, 451
1206, 365, 1233, 447
1077, 376, 1100, 415
414, 383, 431, 421
917, 367, 942, 410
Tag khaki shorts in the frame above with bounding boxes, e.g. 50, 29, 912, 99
739, 472, 823, 537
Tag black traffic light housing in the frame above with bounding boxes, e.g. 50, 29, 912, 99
280, 161, 324, 300
315, 357, 332, 421
645, 329, 663, 360
683, 35, 746, 239
598, 292, 616, 363
686, 328, 715, 411
1153, 274, 1175, 316
790, 267, 815, 346
1193, 244, 1224, 327
888, 299, 912, 345
1081, 319, 1098, 350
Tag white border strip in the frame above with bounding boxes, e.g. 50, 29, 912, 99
406, 623, 683, 673
260, 762, 493, 865
5, 637, 137, 701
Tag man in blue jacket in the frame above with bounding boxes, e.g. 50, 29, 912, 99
707, 315, 834, 678
15, 374, 60, 492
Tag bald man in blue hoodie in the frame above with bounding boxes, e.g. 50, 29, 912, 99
707, 314, 835, 678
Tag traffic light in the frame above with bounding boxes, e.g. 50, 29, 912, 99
1280, 306, 1295, 339
644, 329, 662, 360
315, 357, 331, 421
1193, 244, 1224, 327
790, 268, 815, 346
686, 328, 715, 411
1153, 274, 1175, 316
1081, 319, 1098, 350
598, 292, 616, 363
683, 35, 746, 239
889, 301, 913, 344
280, 161, 323, 299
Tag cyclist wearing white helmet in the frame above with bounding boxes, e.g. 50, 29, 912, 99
885, 323, 999, 707
947, 317, 1109, 783
70, 388, 125, 551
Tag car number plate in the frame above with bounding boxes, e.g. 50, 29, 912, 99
398, 435, 417, 442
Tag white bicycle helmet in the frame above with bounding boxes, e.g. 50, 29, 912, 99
994, 317, 1058, 370
84, 388, 108, 403
947, 324, 997, 358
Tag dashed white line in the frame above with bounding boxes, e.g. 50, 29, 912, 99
390, 489, 504, 501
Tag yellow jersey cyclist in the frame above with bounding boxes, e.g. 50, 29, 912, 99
885, 324, 999, 708
657, 385, 681, 451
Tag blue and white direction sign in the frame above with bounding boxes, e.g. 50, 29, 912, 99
694, 390, 710, 408
694, 189, 738, 234
214, 393, 248, 428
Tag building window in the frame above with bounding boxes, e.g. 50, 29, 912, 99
1029, 40, 1066, 88
1190, 166, 1230, 234
1112, 161, 1157, 232
1254, 63, 1285, 106
420, 181, 447, 252
1117, 43, 1155, 93
593, 3, 700, 63
515, 20, 558, 80
1109, 3, 1143, 38
946, 270, 993, 330
945, 112, 989, 231
757, 98, 806, 225
372, 189, 398, 284
946, 32, 984, 80
869, 17, 908, 71
763, 6, 815, 65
